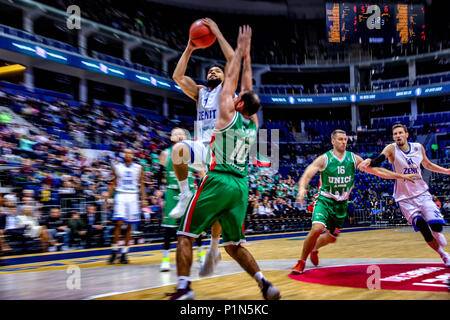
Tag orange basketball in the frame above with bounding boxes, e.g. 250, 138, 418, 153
189, 19, 216, 48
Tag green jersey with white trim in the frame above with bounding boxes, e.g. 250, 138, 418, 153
208, 112, 257, 177
318, 150, 357, 201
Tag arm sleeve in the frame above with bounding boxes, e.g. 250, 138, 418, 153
369, 153, 386, 167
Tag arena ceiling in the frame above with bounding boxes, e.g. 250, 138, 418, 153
146, 0, 326, 18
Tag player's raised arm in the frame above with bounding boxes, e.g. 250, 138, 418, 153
297, 155, 326, 203
358, 144, 395, 169
420, 145, 450, 175
239, 26, 259, 128
202, 18, 234, 63
172, 41, 204, 103
355, 154, 419, 183
217, 26, 248, 125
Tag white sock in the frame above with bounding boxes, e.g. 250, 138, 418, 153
178, 178, 189, 194
112, 244, 119, 251
121, 246, 128, 254
436, 247, 447, 257
210, 237, 220, 252
163, 250, 170, 258
197, 245, 204, 253
254, 271, 265, 285
177, 276, 190, 289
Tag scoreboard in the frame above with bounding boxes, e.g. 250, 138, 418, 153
326, 3, 425, 44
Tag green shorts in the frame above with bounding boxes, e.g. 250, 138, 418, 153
177, 171, 248, 245
312, 195, 348, 236
162, 188, 180, 228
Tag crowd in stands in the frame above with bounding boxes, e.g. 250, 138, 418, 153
0, 82, 449, 257
33, 0, 448, 67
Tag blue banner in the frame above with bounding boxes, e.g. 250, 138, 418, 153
1, 35, 449, 105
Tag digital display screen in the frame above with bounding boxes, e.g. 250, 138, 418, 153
326, 3, 425, 44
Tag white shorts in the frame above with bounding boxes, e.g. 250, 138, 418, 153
113, 193, 140, 224
179, 140, 209, 172
398, 191, 446, 231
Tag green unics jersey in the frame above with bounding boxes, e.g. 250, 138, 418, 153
164, 146, 195, 190
318, 150, 357, 201
208, 112, 257, 178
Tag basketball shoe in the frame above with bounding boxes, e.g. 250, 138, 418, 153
291, 259, 306, 274
119, 253, 129, 264
160, 257, 170, 272
199, 249, 221, 277
259, 278, 281, 300
169, 191, 193, 219
310, 249, 319, 266
441, 251, 450, 268
108, 250, 118, 264
169, 282, 195, 300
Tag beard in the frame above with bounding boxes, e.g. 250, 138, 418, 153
207, 78, 222, 89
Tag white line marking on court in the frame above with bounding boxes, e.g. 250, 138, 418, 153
82, 271, 243, 300
412, 283, 448, 288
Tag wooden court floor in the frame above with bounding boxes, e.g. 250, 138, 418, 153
1, 227, 449, 300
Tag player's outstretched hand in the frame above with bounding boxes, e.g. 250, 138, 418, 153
296, 188, 308, 204
357, 158, 372, 171
237, 25, 252, 53
402, 174, 420, 183
202, 18, 220, 36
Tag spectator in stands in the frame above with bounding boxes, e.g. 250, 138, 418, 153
17, 205, 55, 252
443, 199, 450, 214
0, 204, 11, 252
347, 200, 355, 225
67, 211, 87, 248
45, 208, 69, 251
433, 196, 442, 209
84, 205, 105, 248
369, 204, 382, 225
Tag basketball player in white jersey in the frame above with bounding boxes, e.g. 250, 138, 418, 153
108, 149, 147, 264
359, 124, 450, 267
171, 18, 235, 276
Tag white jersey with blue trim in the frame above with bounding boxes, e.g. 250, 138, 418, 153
196, 83, 222, 145
392, 142, 429, 201
113, 162, 142, 193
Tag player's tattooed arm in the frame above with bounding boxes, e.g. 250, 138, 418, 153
172, 41, 204, 103
420, 145, 450, 175
296, 155, 326, 203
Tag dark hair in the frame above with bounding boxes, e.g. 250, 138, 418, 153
207, 63, 225, 73
240, 91, 261, 116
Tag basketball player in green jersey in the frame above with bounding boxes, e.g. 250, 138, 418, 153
291, 129, 419, 274
159, 128, 206, 272
170, 26, 280, 300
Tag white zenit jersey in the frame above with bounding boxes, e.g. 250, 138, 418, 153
391, 142, 429, 201
196, 83, 222, 144
113, 162, 142, 193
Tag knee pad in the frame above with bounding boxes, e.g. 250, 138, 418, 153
429, 223, 443, 233
414, 217, 434, 243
